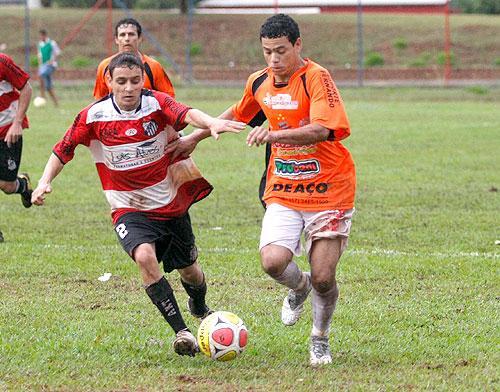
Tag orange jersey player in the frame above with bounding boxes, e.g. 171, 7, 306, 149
93, 17, 175, 100
166, 14, 356, 367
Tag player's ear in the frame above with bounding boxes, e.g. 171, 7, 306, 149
294, 37, 303, 53
106, 71, 112, 85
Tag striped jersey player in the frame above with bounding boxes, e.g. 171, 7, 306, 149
32, 52, 246, 357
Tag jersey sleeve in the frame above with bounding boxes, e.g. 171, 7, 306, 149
93, 60, 110, 100
308, 68, 350, 141
156, 91, 191, 132
231, 76, 263, 124
152, 62, 176, 98
0, 54, 29, 90
52, 109, 92, 164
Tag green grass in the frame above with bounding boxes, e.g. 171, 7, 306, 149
0, 85, 499, 391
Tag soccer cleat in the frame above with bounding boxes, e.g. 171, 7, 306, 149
310, 336, 332, 367
173, 329, 199, 357
281, 272, 312, 326
188, 298, 214, 320
18, 173, 33, 208
0, 230, 4, 243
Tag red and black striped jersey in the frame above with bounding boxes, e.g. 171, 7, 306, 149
53, 89, 212, 223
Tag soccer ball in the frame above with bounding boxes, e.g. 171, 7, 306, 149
197, 311, 248, 361
33, 96, 47, 108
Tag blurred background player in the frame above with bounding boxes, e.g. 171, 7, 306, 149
32, 53, 245, 356
0, 53, 33, 243
93, 17, 175, 100
167, 14, 356, 367
37, 29, 60, 107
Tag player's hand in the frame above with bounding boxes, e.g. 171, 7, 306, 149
164, 135, 198, 160
4, 122, 23, 148
247, 126, 272, 147
208, 119, 246, 140
32, 183, 52, 206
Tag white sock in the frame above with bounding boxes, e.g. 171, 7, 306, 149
311, 285, 338, 336
274, 261, 306, 291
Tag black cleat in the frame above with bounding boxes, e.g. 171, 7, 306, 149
0, 230, 4, 243
18, 173, 33, 208
188, 298, 214, 320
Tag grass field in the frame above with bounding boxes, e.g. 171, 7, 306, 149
0, 84, 499, 391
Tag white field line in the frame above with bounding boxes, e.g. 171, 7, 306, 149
4, 243, 498, 259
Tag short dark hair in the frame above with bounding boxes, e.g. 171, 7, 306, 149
108, 52, 144, 77
39, 29, 47, 36
260, 14, 300, 45
114, 18, 142, 37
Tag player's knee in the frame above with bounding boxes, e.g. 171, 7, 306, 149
312, 275, 337, 295
260, 257, 286, 278
133, 245, 156, 267
0, 181, 15, 193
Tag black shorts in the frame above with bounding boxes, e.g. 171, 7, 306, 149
114, 212, 198, 273
0, 138, 22, 182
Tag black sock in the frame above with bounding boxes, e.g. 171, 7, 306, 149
181, 275, 208, 311
15, 177, 27, 194
145, 276, 188, 334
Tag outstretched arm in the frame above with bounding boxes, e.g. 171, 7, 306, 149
184, 107, 245, 140
165, 106, 238, 159
32, 154, 65, 206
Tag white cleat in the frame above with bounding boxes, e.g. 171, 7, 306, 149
281, 272, 312, 326
310, 336, 332, 367
173, 329, 198, 357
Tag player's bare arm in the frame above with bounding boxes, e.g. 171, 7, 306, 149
247, 123, 330, 147
4, 81, 32, 147
165, 106, 239, 158
184, 109, 246, 140
32, 154, 64, 206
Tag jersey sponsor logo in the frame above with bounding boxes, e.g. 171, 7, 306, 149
96, 132, 166, 171
143, 120, 158, 136
263, 93, 298, 110
125, 128, 137, 136
271, 182, 329, 194
274, 158, 320, 178
273, 142, 317, 156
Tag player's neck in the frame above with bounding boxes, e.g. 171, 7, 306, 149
274, 58, 306, 84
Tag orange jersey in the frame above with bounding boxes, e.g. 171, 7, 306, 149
232, 59, 355, 211
93, 53, 175, 100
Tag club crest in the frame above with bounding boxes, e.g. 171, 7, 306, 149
143, 120, 159, 136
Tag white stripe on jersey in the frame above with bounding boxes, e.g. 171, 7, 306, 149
86, 94, 161, 123
0, 99, 18, 127
0, 80, 14, 96
104, 158, 203, 212
89, 130, 167, 171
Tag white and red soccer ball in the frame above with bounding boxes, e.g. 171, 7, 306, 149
197, 311, 248, 361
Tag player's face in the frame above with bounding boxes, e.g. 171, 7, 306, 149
261, 36, 303, 83
109, 66, 144, 111
115, 24, 142, 53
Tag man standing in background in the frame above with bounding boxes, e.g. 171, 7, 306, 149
93, 18, 175, 100
37, 29, 60, 107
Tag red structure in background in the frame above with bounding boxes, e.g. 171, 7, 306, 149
60, 0, 114, 57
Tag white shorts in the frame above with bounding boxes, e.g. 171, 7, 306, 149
259, 203, 354, 257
